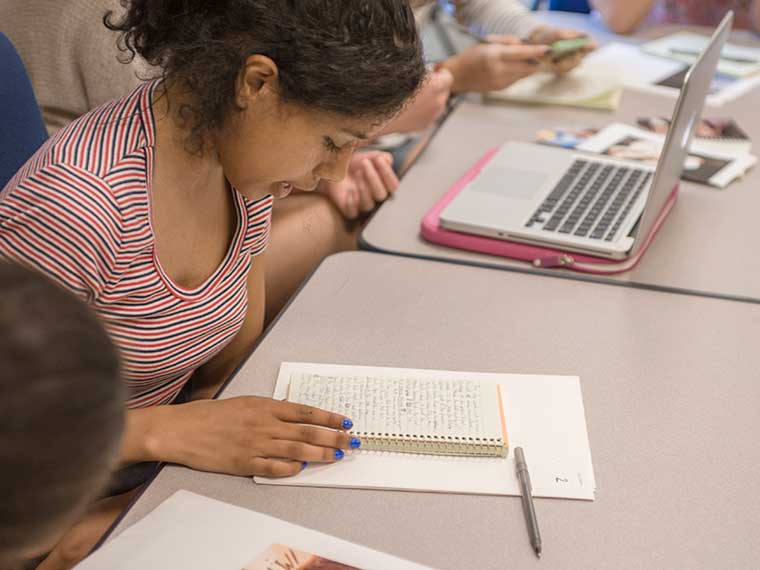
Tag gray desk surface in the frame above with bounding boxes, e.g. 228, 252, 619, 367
109, 252, 760, 569
362, 16, 760, 304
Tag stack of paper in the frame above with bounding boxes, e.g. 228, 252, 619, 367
576, 123, 757, 189
643, 33, 760, 78
76, 491, 436, 569
255, 362, 596, 501
583, 42, 760, 107
487, 62, 622, 111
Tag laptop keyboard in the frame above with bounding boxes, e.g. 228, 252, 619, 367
526, 159, 653, 242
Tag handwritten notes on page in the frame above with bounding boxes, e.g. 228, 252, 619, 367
289, 373, 491, 438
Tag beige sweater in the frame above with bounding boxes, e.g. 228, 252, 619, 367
0, 0, 151, 134
416, 0, 544, 40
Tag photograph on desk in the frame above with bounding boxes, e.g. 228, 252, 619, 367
637, 116, 752, 156
576, 123, 757, 189
244, 544, 361, 570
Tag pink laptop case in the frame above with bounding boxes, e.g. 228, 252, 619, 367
420, 147, 679, 275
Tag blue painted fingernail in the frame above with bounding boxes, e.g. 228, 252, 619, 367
334, 449, 345, 460
301, 461, 308, 470
350, 437, 362, 449
342, 418, 353, 430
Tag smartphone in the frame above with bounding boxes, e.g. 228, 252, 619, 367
549, 37, 591, 59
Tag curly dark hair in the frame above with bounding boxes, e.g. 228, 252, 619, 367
106, 0, 425, 150
0, 263, 123, 565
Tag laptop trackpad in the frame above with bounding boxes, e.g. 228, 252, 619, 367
471, 165, 548, 200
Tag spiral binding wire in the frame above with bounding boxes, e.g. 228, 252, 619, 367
354, 432, 507, 457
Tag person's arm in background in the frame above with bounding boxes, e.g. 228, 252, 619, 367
451, 0, 545, 41
450, 0, 595, 81
589, 0, 657, 34
751, 1, 760, 33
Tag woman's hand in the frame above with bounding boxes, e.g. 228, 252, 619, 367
527, 27, 597, 74
321, 150, 399, 219
145, 396, 358, 477
440, 36, 549, 93
381, 67, 454, 134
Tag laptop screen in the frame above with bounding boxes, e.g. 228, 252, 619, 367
630, 12, 734, 257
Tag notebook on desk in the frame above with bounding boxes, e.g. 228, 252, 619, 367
255, 363, 596, 501
288, 369, 509, 457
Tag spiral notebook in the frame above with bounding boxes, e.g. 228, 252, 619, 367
288, 369, 508, 457
256, 363, 596, 500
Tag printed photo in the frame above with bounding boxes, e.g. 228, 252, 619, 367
244, 544, 362, 570
637, 116, 750, 141
535, 127, 599, 149
602, 136, 729, 185
602, 136, 660, 164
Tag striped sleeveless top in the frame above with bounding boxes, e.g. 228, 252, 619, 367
0, 81, 272, 408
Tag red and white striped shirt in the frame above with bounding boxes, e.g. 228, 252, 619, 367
0, 81, 272, 408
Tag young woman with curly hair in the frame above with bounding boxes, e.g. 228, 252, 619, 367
0, 2, 425, 567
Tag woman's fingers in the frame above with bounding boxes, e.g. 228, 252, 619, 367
344, 187, 359, 219
267, 439, 353, 463
362, 159, 390, 202
355, 170, 376, 213
249, 458, 304, 478
272, 400, 351, 430
274, 422, 358, 449
373, 155, 400, 194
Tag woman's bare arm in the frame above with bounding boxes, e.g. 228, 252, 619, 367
590, 0, 657, 34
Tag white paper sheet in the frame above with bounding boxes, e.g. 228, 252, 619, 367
75, 491, 435, 570
255, 363, 596, 501
643, 32, 760, 78
583, 43, 760, 107
487, 64, 622, 111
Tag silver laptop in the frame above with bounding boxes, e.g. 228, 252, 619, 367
440, 13, 734, 260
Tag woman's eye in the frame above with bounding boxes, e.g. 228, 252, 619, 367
323, 137, 341, 154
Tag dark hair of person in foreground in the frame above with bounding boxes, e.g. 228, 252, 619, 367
0, 263, 124, 568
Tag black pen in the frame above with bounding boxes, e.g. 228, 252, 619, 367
515, 447, 542, 558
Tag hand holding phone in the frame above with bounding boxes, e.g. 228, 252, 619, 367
549, 37, 592, 60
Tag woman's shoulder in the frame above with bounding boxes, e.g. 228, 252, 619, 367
40, 82, 156, 179
4, 82, 158, 212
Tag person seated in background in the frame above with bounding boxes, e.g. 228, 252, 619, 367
0, 262, 124, 570
0, 0, 149, 136
382, 0, 597, 136
0, 1, 425, 567
590, 0, 760, 34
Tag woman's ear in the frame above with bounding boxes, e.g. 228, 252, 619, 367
235, 55, 279, 110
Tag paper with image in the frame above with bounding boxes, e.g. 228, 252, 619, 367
536, 127, 600, 150
244, 544, 361, 570
642, 32, 760, 78
637, 116, 751, 156
74, 491, 436, 570
577, 123, 757, 189
582, 43, 760, 106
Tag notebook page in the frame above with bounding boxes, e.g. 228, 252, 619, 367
288, 371, 503, 441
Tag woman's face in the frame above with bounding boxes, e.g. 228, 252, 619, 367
215, 57, 389, 202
